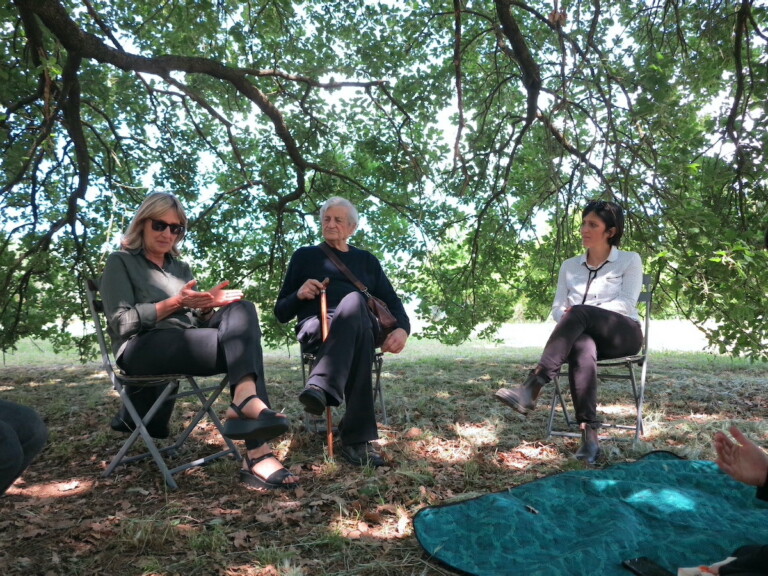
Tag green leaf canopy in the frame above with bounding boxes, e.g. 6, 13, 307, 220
2, 0, 767, 358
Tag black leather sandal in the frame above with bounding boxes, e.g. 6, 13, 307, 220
222, 394, 290, 441
240, 452, 299, 491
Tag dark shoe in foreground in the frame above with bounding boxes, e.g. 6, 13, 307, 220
341, 441, 386, 467
222, 394, 290, 441
239, 452, 299, 491
110, 414, 171, 439
299, 384, 328, 416
494, 370, 548, 415
574, 424, 601, 464
110, 383, 177, 438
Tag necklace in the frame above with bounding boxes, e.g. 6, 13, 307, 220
581, 260, 608, 304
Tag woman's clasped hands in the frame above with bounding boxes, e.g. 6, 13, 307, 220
179, 279, 244, 310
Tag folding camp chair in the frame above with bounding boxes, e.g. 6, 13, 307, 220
86, 279, 240, 489
545, 274, 653, 442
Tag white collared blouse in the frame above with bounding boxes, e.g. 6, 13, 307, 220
551, 246, 643, 323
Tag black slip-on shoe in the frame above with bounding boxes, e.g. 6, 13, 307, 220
341, 441, 386, 467
299, 385, 328, 416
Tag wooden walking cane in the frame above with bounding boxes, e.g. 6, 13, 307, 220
320, 278, 334, 459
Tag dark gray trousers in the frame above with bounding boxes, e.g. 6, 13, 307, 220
118, 300, 269, 449
298, 292, 378, 445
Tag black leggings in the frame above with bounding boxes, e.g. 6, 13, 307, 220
118, 300, 269, 450
537, 305, 643, 426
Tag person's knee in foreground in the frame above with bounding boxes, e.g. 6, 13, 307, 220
100, 192, 296, 490
0, 399, 48, 495
710, 426, 768, 575
275, 196, 410, 467
494, 199, 644, 464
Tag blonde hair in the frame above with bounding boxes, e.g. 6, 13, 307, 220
121, 193, 188, 257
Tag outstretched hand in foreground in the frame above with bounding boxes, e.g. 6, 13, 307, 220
714, 425, 768, 487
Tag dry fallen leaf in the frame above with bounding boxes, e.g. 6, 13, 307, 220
58, 480, 80, 492
232, 530, 250, 549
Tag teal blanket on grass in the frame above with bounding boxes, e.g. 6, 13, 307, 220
413, 452, 768, 576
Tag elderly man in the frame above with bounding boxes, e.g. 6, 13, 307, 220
275, 197, 410, 467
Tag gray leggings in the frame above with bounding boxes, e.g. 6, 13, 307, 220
0, 399, 48, 495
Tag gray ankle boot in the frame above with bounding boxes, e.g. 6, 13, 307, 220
574, 423, 600, 464
494, 370, 548, 415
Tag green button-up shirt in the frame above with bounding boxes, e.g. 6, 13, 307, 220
100, 248, 196, 358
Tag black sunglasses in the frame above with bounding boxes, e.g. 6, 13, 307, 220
150, 219, 185, 236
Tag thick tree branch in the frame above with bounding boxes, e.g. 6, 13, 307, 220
14, 0, 395, 210
494, 0, 541, 127
726, 0, 750, 215
452, 0, 467, 172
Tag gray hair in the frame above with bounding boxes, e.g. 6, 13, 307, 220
121, 193, 188, 257
319, 196, 359, 230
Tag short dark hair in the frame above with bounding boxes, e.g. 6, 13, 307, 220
582, 200, 624, 246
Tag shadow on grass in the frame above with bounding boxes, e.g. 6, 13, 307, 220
1, 339, 766, 575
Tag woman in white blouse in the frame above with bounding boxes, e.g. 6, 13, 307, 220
495, 200, 643, 463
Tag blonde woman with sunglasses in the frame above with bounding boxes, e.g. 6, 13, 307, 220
100, 193, 298, 491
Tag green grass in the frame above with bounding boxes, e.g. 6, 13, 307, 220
4, 334, 760, 371
1, 336, 767, 575
2, 338, 83, 366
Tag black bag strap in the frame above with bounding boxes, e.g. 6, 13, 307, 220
319, 242, 372, 297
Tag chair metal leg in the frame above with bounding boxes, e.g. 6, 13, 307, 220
166, 378, 241, 478
103, 383, 180, 489
638, 361, 648, 437
104, 375, 240, 488
546, 375, 575, 438
628, 363, 645, 441
300, 353, 335, 456
174, 376, 240, 461
547, 361, 647, 442
546, 388, 558, 438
